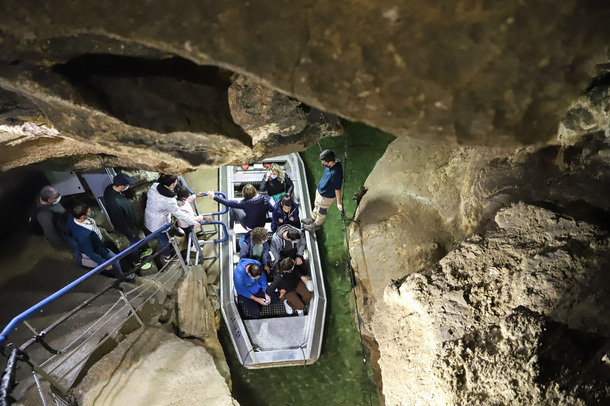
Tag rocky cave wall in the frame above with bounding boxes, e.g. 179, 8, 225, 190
352, 79, 610, 404
2, 2, 610, 406
1, 1, 610, 172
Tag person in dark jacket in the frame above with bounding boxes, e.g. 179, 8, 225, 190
103, 173, 152, 267
271, 194, 301, 232
67, 203, 127, 279
259, 163, 294, 202
206, 184, 273, 231
303, 149, 343, 232
239, 227, 271, 274
31, 186, 68, 248
266, 257, 311, 316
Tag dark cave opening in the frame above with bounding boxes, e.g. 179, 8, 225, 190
52, 54, 250, 143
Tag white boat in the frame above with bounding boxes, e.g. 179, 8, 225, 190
218, 153, 327, 368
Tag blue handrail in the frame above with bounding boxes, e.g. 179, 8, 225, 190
198, 220, 229, 243
0, 223, 172, 347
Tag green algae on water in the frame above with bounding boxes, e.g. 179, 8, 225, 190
220, 122, 395, 406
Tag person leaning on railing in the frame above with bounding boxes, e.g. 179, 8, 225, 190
144, 174, 198, 262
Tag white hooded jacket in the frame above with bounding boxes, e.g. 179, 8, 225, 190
144, 183, 196, 232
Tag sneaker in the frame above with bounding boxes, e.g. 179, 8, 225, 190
297, 309, 304, 316
190, 245, 199, 253
140, 248, 153, 259
164, 254, 180, 262
141, 262, 153, 270
301, 217, 315, 225
283, 300, 293, 315
123, 273, 136, 281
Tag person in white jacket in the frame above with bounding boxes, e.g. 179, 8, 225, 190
145, 174, 197, 261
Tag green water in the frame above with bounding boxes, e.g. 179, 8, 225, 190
219, 122, 395, 406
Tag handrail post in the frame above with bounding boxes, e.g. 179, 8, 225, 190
118, 291, 144, 327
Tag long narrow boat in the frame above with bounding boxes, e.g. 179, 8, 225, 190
219, 153, 327, 368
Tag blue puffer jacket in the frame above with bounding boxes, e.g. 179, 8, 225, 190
214, 194, 273, 230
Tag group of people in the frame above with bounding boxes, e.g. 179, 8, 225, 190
29, 173, 214, 280
208, 150, 343, 319
28, 149, 344, 312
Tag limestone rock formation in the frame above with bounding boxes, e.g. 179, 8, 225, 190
229, 74, 307, 143
372, 203, 610, 405
74, 326, 238, 406
1, 1, 609, 172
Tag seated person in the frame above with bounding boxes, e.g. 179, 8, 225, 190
67, 203, 128, 279
207, 184, 273, 231
240, 227, 271, 275
271, 194, 301, 233
267, 257, 311, 316
259, 163, 294, 202
233, 258, 272, 319
270, 224, 306, 273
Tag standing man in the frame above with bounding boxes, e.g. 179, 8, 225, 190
103, 173, 152, 269
30, 185, 68, 248
303, 149, 343, 232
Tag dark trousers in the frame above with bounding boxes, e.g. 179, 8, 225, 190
284, 281, 312, 310
239, 289, 265, 319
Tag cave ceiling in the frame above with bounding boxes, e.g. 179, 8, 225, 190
0, 0, 609, 172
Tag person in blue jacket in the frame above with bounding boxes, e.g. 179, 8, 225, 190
206, 184, 273, 231
67, 203, 127, 279
271, 194, 301, 232
233, 258, 272, 319
240, 227, 271, 274
303, 149, 343, 232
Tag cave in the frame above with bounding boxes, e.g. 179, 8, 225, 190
1, 1, 610, 405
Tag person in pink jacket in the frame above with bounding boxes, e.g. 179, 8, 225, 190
176, 188, 213, 235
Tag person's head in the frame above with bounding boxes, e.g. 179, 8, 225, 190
72, 203, 90, 220
267, 163, 285, 182
242, 184, 258, 199
113, 173, 136, 191
319, 149, 335, 165
176, 188, 191, 202
246, 263, 263, 278
159, 174, 178, 188
285, 229, 301, 242
278, 257, 295, 273
40, 186, 61, 205
251, 227, 268, 245
279, 194, 294, 211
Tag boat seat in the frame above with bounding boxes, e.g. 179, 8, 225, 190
236, 295, 309, 319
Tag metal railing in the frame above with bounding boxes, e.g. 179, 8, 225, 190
0, 223, 180, 405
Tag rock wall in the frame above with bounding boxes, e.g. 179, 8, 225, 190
372, 203, 610, 405
1, 1, 609, 171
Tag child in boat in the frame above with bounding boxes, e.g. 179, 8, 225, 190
271, 194, 301, 232
267, 257, 311, 316
240, 227, 271, 275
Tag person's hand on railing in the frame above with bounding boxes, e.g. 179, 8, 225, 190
196, 192, 206, 197
205, 190, 215, 197
201, 215, 214, 223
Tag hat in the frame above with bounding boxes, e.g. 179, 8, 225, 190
113, 173, 136, 186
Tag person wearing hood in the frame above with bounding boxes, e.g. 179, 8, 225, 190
270, 224, 306, 271
144, 174, 197, 261
271, 193, 301, 233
